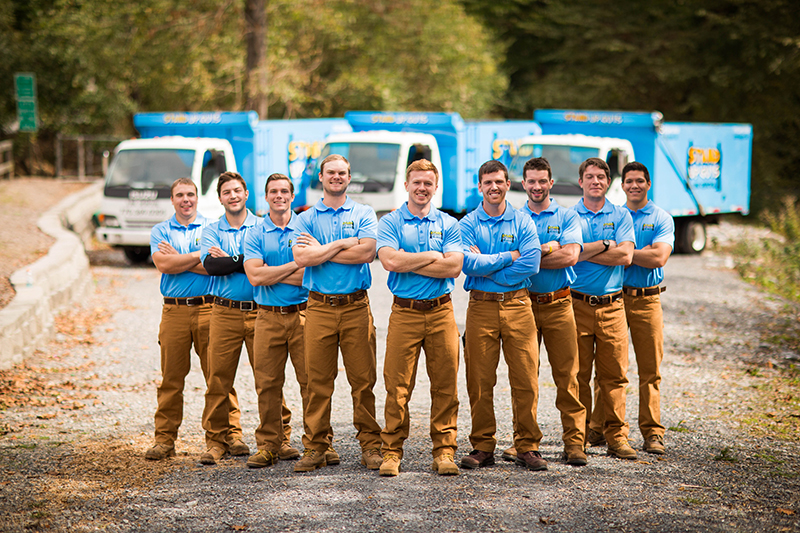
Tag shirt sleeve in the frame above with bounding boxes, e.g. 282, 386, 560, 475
654, 211, 676, 248
290, 211, 312, 248
150, 222, 169, 255
376, 213, 400, 252
615, 209, 636, 244
243, 227, 262, 262
460, 216, 513, 277
442, 215, 463, 254
487, 215, 541, 286
560, 209, 584, 249
357, 205, 379, 240
200, 224, 218, 262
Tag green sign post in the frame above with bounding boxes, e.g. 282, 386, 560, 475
14, 73, 38, 133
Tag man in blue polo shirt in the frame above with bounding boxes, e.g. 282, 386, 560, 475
145, 178, 242, 460
515, 156, 588, 467
199, 171, 261, 465
291, 154, 383, 473
570, 157, 636, 460
588, 162, 674, 455
375, 159, 464, 477
460, 160, 546, 472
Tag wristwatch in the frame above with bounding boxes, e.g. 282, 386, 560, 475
602, 239, 610, 252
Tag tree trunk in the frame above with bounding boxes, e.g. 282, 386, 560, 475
244, 0, 268, 119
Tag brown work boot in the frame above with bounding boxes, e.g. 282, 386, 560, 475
247, 449, 279, 468
643, 435, 666, 455
145, 443, 175, 461
460, 449, 495, 469
432, 453, 459, 476
501, 446, 517, 462
325, 445, 340, 465
199, 446, 226, 465
379, 453, 401, 477
515, 450, 548, 471
294, 449, 327, 472
586, 428, 606, 447
361, 448, 383, 470
228, 439, 250, 456
279, 443, 301, 460
607, 439, 638, 460
563, 445, 588, 466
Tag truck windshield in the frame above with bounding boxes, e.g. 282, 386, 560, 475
312, 142, 400, 192
105, 148, 196, 198
509, 145, 599, 194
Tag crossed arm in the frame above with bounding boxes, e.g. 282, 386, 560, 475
152, 241, 207, 275
378, 248, 463, 279
579, 239, 634, 267
244, 258, 304, 287
631, 242, 672, 269
292, 233, 376, 267
539, 241, 581, 270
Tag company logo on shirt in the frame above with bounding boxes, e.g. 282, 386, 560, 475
500, 233, 516, 244
194, 237, 201, 246
642, 223, 655, 231
603, 222, 615, 231
288, 238, 293, 247
342, 221, 355, 230
429, 230, 443, 240
546, 225, 561, 234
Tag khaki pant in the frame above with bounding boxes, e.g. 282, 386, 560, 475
381, 301, 459, 458
573, 297, 629, 443
253, 308, 310, 452
303, 295, 381, 453
464, 293, 542, 453
202, 305, 293, 449
589, 293, 664, 439
530, 295, 586, 447
155, 303, 242, 445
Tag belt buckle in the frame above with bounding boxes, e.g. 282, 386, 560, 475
280, 306, 290, 315
497, 293, 506, 302
588, 295, 599, 306
241, 301, 255, 311
329, 295, 344, 306
186, 298, 197, 307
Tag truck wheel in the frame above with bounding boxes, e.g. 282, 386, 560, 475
676, 219, 707, 254
123, 247, 151, 264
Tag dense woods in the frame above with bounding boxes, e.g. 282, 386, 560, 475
2, 0, 798, 212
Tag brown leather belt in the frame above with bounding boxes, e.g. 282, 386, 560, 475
623, 286, 666, 297
393, 293, 451, 311
570, 290, 623, 307
309, 289, 367, 306
528, 287, 571, 304
470, 289, 528, 302
257, 302, 307, 314
163, 295, 213, 306
213, 296, 257, 311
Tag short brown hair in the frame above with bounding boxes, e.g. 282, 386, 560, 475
170, 177, 196, 197
265, 173, 294, 194
522, 157, 552, 180
405, 159, 439, 183
319, 154, 350, 175
622, 161, 651, 183
478, 160, 508, 183
579, 158, 610, 180
217, 171, 247, 197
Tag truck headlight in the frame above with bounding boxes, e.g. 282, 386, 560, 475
98, 214, 121, 228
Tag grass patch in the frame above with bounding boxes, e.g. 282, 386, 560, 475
713, 447, 738, 462
668, 420, 691, 433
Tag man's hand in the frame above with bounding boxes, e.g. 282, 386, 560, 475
158, 241, 179, 255
542, 240, 561, 255
207, 246, 229, 258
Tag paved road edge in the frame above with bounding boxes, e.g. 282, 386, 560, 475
0, 181, 103, 370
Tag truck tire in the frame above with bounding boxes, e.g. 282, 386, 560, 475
676, 219, 707, 254
123, 247, 151, 264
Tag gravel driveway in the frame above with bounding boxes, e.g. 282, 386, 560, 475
1, 224, 799, 532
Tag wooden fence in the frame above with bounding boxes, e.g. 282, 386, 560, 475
0, 140, 13, 179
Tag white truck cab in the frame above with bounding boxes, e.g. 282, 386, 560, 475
506, 134, 634, 209
306, 131, 443, 214
95, 136, 235, 263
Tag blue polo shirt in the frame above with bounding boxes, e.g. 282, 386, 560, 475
377, 203, 462, 300
150, 214, 213, 298
201, 211, 259, 301
571, 199, 635, 296
243, 213, 309, 307
624, 201, 675, 288
460, 201, 541, 293
291, 197, 377, 294
521, 200, 583, 293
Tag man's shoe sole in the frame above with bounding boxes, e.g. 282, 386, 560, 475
460, 457, 495, 469
607, 449, 637, 460
501, 451, 516, 462
515, 458, 548, 471
294, 459, 327, 472
145, 448, 175, 461
279, 449, 301, 460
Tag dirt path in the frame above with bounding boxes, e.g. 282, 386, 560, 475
1, 227, 799, 532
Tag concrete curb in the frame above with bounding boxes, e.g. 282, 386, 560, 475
0, 181, 103, 370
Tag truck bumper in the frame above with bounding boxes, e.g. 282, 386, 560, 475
95, 228, 151, 248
